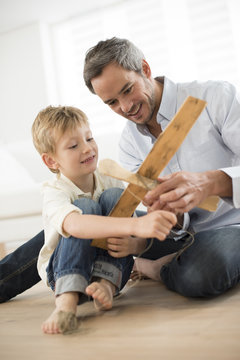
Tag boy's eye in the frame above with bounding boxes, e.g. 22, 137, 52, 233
87, 137, 94, 142
69, 144, 77, 149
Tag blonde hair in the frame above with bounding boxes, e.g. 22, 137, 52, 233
32, 105, 89, 173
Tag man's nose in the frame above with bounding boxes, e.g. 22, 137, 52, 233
120, 99, 133, 114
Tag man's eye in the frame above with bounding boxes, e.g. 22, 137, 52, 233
124, 87, 132, 94
108, 100, 116, 106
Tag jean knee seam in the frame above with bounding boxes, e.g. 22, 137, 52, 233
0, 257, 38, 284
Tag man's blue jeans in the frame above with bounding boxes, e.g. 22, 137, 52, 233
142, 226, 240, 297
46, 188, 133, 296
0, 230, 43, 303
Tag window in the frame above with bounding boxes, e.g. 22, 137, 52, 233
51, 0, 240, 136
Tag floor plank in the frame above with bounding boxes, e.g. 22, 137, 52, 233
0, 280, 240, 360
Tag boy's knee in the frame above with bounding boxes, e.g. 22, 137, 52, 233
99, 188, 124, 215
100, 187, 123, 201
73, 198, 101, 215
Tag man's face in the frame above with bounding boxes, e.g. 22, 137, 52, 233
91, 62, 156, 126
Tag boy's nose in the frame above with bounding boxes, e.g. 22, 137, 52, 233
82, 142, 92, 153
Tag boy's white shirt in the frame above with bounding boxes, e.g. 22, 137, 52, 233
37, 169, 124, 285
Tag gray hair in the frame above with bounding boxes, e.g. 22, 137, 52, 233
83, 37, 145, 94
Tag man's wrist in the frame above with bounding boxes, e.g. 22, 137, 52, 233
206, 170, 232, 197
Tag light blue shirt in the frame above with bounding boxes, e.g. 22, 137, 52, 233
119, 77, 240, 233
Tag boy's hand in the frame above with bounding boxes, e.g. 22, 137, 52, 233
134, 210, 177, 241
107, 210, 177, 258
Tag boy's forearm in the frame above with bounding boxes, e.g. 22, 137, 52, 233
63, 212, 137, 239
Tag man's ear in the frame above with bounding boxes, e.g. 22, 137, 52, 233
142, 59, 151, 78
41, 153, 59, 171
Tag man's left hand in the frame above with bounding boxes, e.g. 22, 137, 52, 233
143, 170, 217, 213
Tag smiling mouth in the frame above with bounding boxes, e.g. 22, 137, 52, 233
81, 155, 95, 164
127, 104, 141, 117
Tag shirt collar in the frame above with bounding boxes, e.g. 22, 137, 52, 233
156, 76, 177, 123
59, 172, 99, 197
136, 77, 178, 135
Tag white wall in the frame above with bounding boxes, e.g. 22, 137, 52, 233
0, 20, 120, 185
0, 22, 58, 183
0, 23, 50, 144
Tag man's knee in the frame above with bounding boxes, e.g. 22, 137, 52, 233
166, 227, 240, 297
168, 263, 217, 297
162, 253, 237, 298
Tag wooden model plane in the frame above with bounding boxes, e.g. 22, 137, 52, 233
91, 96, 219, 249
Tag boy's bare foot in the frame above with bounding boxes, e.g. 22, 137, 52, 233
131, 252, 177, 281
86, 279, 116, 311
42, 292, 79, 334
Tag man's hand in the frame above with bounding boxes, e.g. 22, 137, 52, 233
107, 236, 147, 258
143, 170, 232, 213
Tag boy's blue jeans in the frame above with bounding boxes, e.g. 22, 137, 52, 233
1, 207, 240, 301
46, 188, 133, 296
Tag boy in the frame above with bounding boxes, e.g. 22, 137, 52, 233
32, 105, 177, 334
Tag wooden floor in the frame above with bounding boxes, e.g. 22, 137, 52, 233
0, 279, 240, 360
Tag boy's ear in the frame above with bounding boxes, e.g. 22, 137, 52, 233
41, 153, 59, 171
142, 59, 151, 78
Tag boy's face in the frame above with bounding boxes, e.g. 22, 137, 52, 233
52, 123, 98, 184
91, 62, 156, 127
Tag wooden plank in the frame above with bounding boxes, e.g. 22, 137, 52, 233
99, 159, 219, 211
92, 96, 206, 249
99, 159, 158, 190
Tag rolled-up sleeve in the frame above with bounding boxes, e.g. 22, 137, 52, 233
220, 166, 240, 208
42, 183, 82, 239
210, 82, 240, 208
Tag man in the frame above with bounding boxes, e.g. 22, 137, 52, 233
84, 37, 240, 297
1, 37, 240, 302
